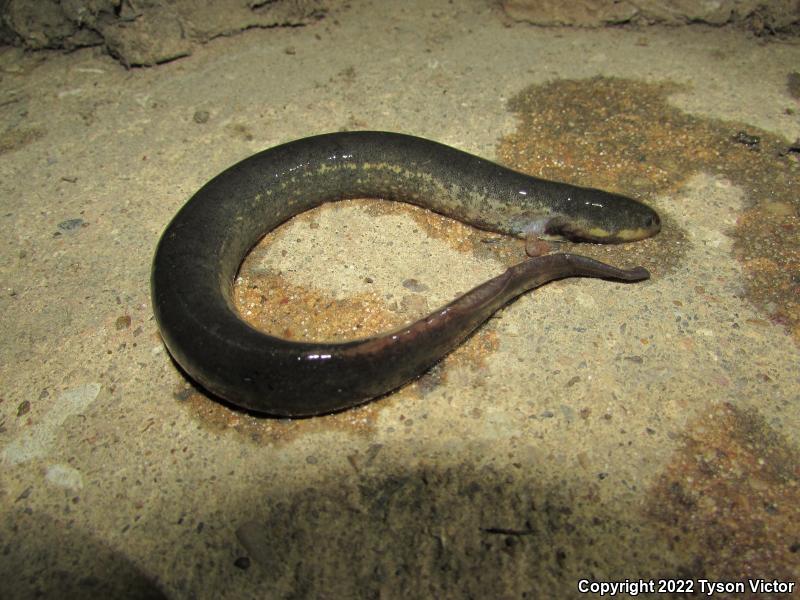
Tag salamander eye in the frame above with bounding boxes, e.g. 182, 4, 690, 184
645, 214, 660, 228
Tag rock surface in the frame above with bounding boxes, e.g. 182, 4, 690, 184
500, 0, 800, 31
1, 0, 327, 66
1, 0, 798, 596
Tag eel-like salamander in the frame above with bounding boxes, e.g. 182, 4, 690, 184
151, 131, 660, 416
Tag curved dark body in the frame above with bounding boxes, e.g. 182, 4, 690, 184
152, 132, 656, 416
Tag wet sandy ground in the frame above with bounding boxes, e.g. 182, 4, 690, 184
1, 1, 798, 597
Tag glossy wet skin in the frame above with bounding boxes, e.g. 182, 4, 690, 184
543, 186, 661, 243
495, 179, 660, 244
151, 132, 659, 416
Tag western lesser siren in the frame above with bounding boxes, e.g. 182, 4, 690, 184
151, 131, 660, 416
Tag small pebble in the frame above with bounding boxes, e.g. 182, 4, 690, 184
172, 387, 192, 402
57, 218, 84, 232
734, 131, 760, 148
402, 278, 428, 292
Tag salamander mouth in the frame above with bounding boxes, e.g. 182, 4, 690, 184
546, 215, 660, 244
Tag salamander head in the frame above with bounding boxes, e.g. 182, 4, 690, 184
542, 187, 661, 244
